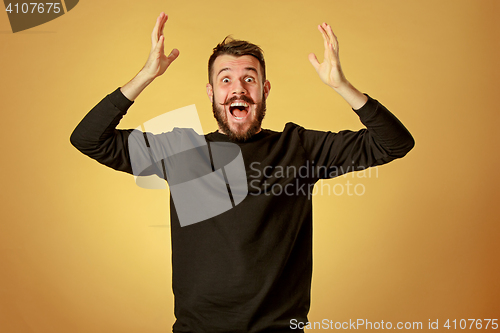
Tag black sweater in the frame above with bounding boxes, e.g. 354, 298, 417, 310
70, 88, 414, 333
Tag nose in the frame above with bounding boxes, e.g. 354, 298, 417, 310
232, 79, 247, 95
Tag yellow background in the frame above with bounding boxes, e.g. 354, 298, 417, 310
1, 0, 499, 331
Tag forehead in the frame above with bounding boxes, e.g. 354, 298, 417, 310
212, 54, 262, 79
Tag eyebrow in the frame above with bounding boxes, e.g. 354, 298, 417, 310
217, 67, 259, 78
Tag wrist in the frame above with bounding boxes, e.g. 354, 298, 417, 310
121, 71, 155, 101
331, 81, 368, 110
135, 70, 156, 86
330, 79, 352, 93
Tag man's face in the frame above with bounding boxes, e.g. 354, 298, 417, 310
207, 54, 271, 142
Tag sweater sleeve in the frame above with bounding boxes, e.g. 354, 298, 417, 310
296, 94, 415, 178
70, 88, 135, 174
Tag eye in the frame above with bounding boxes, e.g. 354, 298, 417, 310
245, 77, 254, 83
222, 78, 230, 83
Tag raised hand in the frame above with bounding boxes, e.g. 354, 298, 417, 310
308, 23, 347, 89
308, 23, 368, 110
121, 13, 179, 101
141, 12, 179, 79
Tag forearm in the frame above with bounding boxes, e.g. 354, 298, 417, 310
120, 71, 155, 101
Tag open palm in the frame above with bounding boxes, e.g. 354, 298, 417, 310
308, 23, 347, 89
142, 12, 179, 79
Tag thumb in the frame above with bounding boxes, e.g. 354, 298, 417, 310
308, 53, 320, 71
167, 48, 180, 62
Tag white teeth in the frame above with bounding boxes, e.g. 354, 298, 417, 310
230, 102, 249, 107
234, 116, 243, 120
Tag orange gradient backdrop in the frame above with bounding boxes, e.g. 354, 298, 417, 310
1, 0, 499, 332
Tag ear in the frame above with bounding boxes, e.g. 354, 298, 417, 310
263, 80, 271, 100
206, 83, 213, 103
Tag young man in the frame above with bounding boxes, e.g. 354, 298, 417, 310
71, 12, 414, 333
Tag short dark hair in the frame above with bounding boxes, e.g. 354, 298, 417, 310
208, 36, 266, 85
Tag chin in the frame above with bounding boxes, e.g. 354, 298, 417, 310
212, 100, 266, 143
226, 123, 260, 142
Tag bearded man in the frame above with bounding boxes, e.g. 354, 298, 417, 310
71, 12, 414, 333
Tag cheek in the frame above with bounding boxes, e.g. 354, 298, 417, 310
217, 92, 230, 105
252, 90, 263, 102
212, 88, 223, 102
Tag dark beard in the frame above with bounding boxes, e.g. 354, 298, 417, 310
212, 95, 266, 143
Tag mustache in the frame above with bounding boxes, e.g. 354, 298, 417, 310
219, 95, 255, 106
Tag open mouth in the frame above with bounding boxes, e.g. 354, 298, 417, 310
229, 101, 249, 120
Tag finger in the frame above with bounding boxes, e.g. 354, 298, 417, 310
167, 48, 180, 63
159, 14, 168, 37
151, 14, 161, 48
162, 48, 180, 72
160, 35, 165, 55
308, 52, 320, 71
324, 23, 337, 42
318, 24, 334, 62
318, 24, 329, 46
151, 12, 166, 47
319, 23, 332, 44
153, 34, 164, 56
160, 35, 166, 55
152, 13, 163, 40
321, 23, 339, 55
319, 24, 335, 57
316, 25, 328, 61
322, 23, 339, 54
